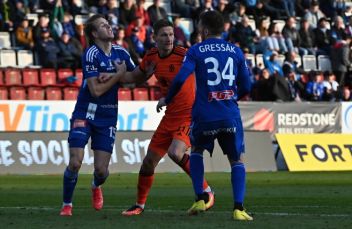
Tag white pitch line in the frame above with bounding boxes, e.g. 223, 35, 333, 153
0, 206, 350, 218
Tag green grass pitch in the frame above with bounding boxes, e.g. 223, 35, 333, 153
0, 172, 351, 229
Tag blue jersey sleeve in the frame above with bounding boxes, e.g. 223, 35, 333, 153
165, 48, 196, 104
119, 47, 136, 71
236, 48, 252, 100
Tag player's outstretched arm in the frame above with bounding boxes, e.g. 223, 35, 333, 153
115, 61, 156, 84
87, 61, 127, 98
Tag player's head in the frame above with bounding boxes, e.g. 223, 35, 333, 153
153, 19, 174, 54
198, 11, 224, 40
84, 14, 114, 46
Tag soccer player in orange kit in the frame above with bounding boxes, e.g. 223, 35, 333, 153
115, 19, 215, 216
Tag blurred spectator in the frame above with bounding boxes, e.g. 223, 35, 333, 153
126, 16, 147, 43
126, 27, 144, 64
264, 51, 284, 77
174, 16, 190, 47
331, 35, 352, 86
62, 12, 76, 38
69, 0, 89, 16
49, 0, 64, 40
113, 27, 129, 49
229, 2, 246, 24
265, 22, 288, 54
330, 15, 347, 45
253, 68, 275, 101
321, 71, 339, 101
147, 0, 168, 23
15, 17, 34, 50
10, 0, 27, 29
282, 17, 300, 53
284, 67, 302, 101
33, 13, 50, 42
259, 0, 286, 20
231, 15, 257, 53
119, 0, 136, 27
304, 0, 325, 29
190, 29, 202, 45
305, 71, 325, 101
75, 24, 87, 50
135, 0, 151, 26
107, 13, 119, 34
281, 0, 296, 18
57, 31, 81, 69
107, 0, 119, 17
171, 0, 199, 18
298, 18, 316, 55
341, 86, 352, 101
216, 0, 235, 20
36, 28, 60, 68
314, 17, 332, 55
283, 51, 304, 77
252, 1, 267, 25
221, 18, 232, 41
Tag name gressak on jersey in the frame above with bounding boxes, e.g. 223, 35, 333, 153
198, 43, 237, 53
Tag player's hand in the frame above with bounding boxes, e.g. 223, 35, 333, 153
156, 97, 166, 113
114, 61, 127, 80
98, 73, 112, 83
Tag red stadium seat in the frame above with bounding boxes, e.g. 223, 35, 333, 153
9, 86, 26, 100
149, 87, 162, 100
28, 86, 45, 100
4, 68, 22, 86
147, 74, 159, 87
118, 88, 132, 100
40, 68, 57, 86
0, 87, 8, 99
133, 88, 149, 100
74, 69, 83, 87
46, 87, 62, 100
22, 68, 40, 86
63, 87, 79, 100
0, 70, 4, 85
58, 68, 74, 83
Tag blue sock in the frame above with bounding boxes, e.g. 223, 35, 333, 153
231, 162, 246, 208
93, 170, 109, 187
190, 153, 204, 196
63, 167, 78, 204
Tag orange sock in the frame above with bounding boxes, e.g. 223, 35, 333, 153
179, 154, 209, 191
137, 174, 154, 205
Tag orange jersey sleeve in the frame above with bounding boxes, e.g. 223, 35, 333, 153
141, 46, 195, 117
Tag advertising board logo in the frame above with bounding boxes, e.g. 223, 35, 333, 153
344, 104, 352, 130
253, 108, 274, 132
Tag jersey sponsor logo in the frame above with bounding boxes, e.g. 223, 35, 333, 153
253, 108, 274, 132
276, 134, 352, 171
85, 64, 97, 72
202, 127, 236, 136
100, 62, 106, 67
86, 103, 97, 120
72, 119, 87, 128
208, 90, 235, 102
169, 64, 175, 72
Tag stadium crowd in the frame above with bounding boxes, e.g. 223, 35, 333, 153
0, 0, 351, 101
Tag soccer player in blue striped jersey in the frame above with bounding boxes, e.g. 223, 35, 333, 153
60, 14, 135, 216
157, 11, 253, 220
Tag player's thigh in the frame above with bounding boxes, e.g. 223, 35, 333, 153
217, 119, 244, 162
91, 125, 116, 171
148, 117, 173, 157
168, 119, 191, 160
190, 122, 215, 154
68, 119, 91, 149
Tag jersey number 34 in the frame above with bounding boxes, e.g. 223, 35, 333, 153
205, 57, 235, 86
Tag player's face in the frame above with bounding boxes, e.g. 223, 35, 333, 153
93, 18, 114, 41
155, 26, 174, 52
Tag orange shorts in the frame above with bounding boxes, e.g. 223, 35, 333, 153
148, 115, 191, 156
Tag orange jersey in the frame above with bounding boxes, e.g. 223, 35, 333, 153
140, 46, 195, 117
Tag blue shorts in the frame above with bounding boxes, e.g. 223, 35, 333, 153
68, 119, 116, 153
190, 118, 245, 161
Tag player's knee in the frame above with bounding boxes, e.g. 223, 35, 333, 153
68, 160, 82, 172
140, 157, 157, 174
167, 148, 184, 162
94, 167, 108, 178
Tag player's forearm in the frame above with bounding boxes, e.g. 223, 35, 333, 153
89, 72, 124, 97
118, 67, 148, 84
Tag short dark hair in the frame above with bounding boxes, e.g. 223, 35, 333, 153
199, 11, 224, 36
153, 19, 174, 36
84, 14, 105, 46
